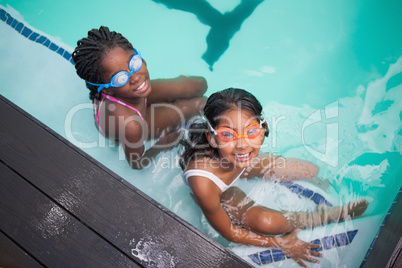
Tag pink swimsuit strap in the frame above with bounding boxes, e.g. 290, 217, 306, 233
94, 93, 147, 135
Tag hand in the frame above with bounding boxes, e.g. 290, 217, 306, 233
277, 229, 322, 267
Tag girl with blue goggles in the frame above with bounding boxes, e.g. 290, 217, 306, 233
72, 26, 207, 170
86, 48, 143, 92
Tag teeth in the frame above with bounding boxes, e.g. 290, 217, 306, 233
234, 152, 252, 162
137, 81, 145, 91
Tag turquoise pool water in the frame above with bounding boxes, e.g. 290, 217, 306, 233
1, 1, 402, 267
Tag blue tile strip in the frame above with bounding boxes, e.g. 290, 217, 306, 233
335, 232, 349, 246
310, 239, 323, 252
359, 185, 402, 268
0, 7, 74, 65
259, 250, 273, 264
248, 229, 359, 265
322, 235, 336, 250
272, 249, 286, 261
279, 182, 334, 207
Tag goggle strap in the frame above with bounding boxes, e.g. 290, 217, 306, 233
205, 119, 217, 135
259, 117, 266, 127
86, 81, 103, 87
86, 81, 107, 92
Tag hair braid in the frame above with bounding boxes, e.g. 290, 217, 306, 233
72, 26, 133, 101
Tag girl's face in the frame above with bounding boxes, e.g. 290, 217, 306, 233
101, 46, 151, 99
207, 108, 265, 169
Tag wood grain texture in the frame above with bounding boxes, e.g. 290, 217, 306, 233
0, 95, 250, 267
363, 192, 402, 268
0, 162, 139, 267
0, 231, 43, 268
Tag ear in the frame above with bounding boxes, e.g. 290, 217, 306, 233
260, 132, 265, 144
102, 88, 115, 96
205, 132, 218, 148
263, 122, 269, 137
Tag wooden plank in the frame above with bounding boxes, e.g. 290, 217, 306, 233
363, 192, 402, 268
0, 162, 140, 267
389, 240, 402, 268
0, 95, 250, 267
0, 231, 43, 268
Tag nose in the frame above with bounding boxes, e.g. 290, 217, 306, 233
234, 136, 248, 150
128, 71, 140, 84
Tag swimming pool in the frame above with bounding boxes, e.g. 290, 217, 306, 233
1, 0, 402, 267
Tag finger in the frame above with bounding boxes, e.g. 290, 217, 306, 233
303, 255, 320, 263
300, 253, 320, 264
306, 242, 321, 249
302, 251, 321, 263
295, 258, 308, 268
309, 250, 323, 258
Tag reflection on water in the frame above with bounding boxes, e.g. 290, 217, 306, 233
152, 0, 264, 70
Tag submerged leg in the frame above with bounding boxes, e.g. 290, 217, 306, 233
282, 199, 369, 230
222, 185, 369, 236
243, 206, 294, 235
221, 187, 293, 235
242, 199, 368, 235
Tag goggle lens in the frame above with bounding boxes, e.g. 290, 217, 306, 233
217, 122, 262, 142
130, 55, 142, 72
112, 72, 129, 86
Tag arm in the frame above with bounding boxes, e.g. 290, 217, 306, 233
121, 118, 182, 169
189, 177, 321, 267
244, 153, 319, 181
148, 75, 207, 103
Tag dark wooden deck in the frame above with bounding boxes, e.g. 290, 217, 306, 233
363, 191, 402, 268
0, 95, 251, 267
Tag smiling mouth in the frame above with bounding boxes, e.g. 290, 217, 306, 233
233, 152, 253, 162
135, 80, 147, 92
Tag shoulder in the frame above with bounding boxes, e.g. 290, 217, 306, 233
185, 165, 222, 198
187, 173, 222, 213
104, 102, 144, 140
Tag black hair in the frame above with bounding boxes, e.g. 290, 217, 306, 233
72, 26, 133, 101
179, 87, 268, 170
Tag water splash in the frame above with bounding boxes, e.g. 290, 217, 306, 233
130, 237, 176, 267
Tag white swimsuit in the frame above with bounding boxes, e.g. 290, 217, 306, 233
183, 169, 245, 193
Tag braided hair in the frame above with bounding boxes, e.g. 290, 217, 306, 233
72, 26, 133, 101
179, 88, 269, 170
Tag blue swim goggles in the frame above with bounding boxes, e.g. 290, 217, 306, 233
86, 48, 143, 92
